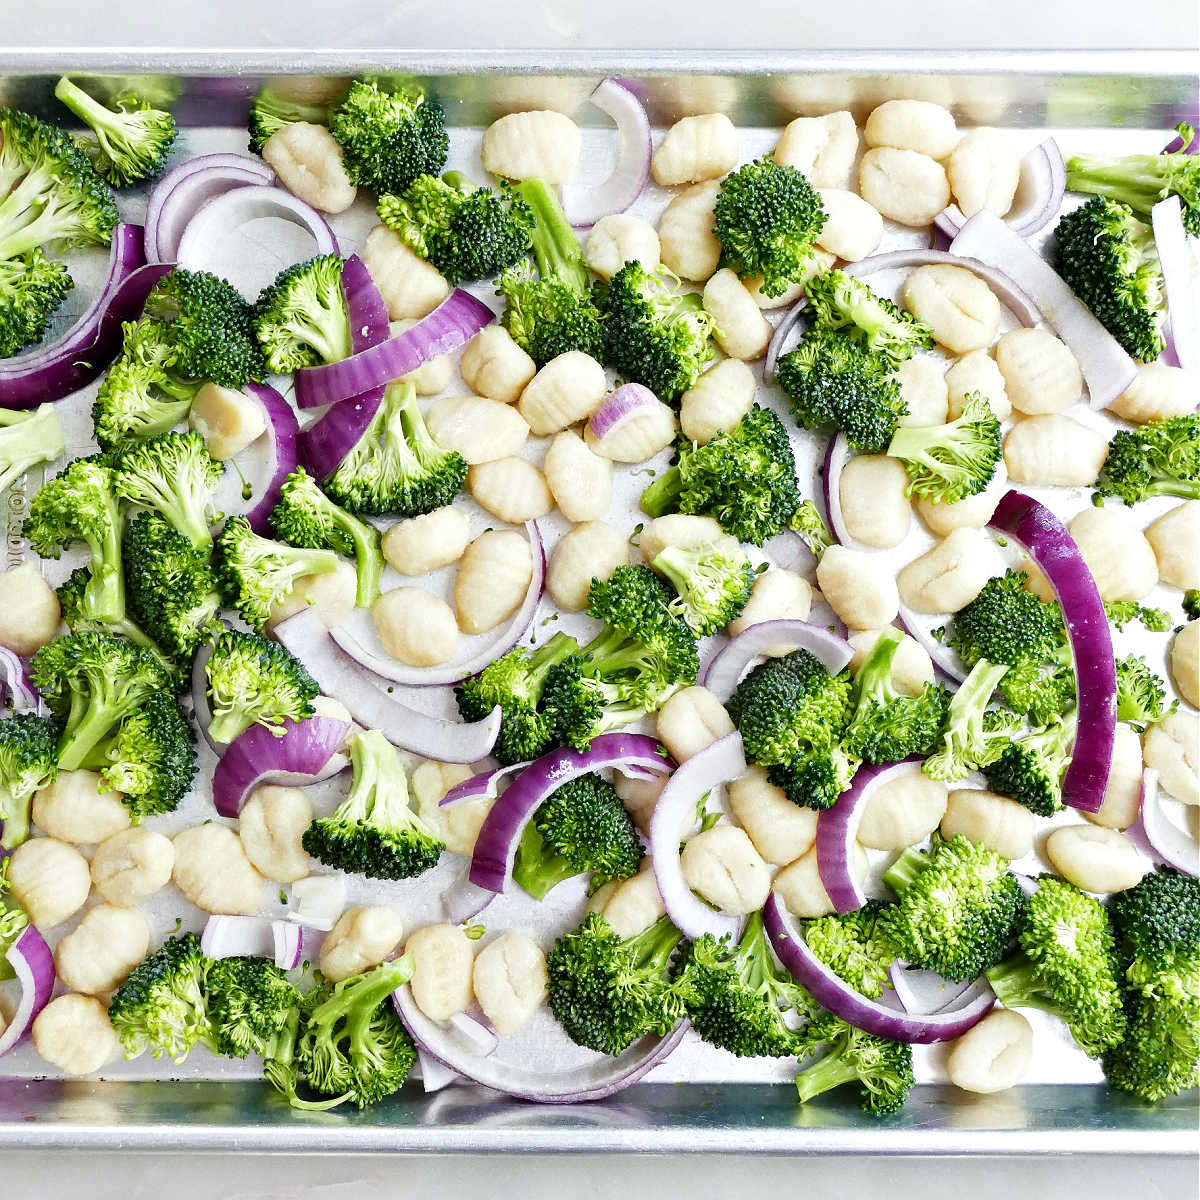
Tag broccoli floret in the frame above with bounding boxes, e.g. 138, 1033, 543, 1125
206, 955, 300, 1059
1103, 600, 1173, 632
651, 541, 754, 637
923, 660, 1023, 783
377, 171, 534, 285
982, 714, 1075, 817
1115, 654, 1173, 726
303, 729, 443, 880
328, 78, 448, 196
793, 1013, 915, 1117
0, 249, 73, 357
455, 630, 580, 766
0, 858, 30, 981
639, 406, 801, 544
765, 747, 861, 813
108, 933, 211, 1062
251, 255, 352, 375
1054, 196, 1165, 362
513, 772, 644, 901
986, 876, 1125, 1057
802, 900, 901, 1001
205, 629, 319, 745
547, 911, 686, 1055
321, 380, 467, 518
54, 75, 176, 186
0, 403, 64, 497
804, 269, 934, 368
881, 834, 1024, 982
0, 713, 60, 849
712, 158, 826, 298
592, 261, 715, 403
788, 498, 834, 561
1093, 414, 1200, 506
1183, 590, 1200, 621
248, 85, 336, 153
113, 429, 223, 547
885, 391, 1001, 504
1108, 867, 1200, 973
214, 515, 340, 632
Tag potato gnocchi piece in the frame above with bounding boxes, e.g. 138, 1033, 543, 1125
1107, 361, 1197, 424
472, 932, 547, 1037
91, 827, 175, 907
940, 788, 1034, 860
320, 906, 405, 983
1143, 711, 1198, 806
1003, 414, 1108, 488
54, 904, 150, 997
727, 766, 819, 866
703, 269, 773, 361
406, 923, 475, 1021
680, 825, 771, 915
1085, 725, 1145, 831
902, 265, 1001, 354
173, 824, 265, 915
680, 359, 757, 445
481, 110, 581, 184
542, 430, 613, 522
859, 147, 950, 227
814, 189, 884, 261
1045, 825, 1146, 894
897, 527, 1005, 615
0, 563, 60, 656
189, 383, 266, 461
592, 866, 666, 938
893, 355, 949, 428
33, 994, 122, 1076
7, 837, 91, 928
455, 530, 533, 634
947, 1008, 1032, 1095
1066, 506, 1158, 603
652, 113, 738, 186
361, 224, 449, 320
655, 686, 736, 764
774, 843, 868, 919
459, 325, 537, 405
266, 560, 357, 632
726, 569, 813, 653
858, 773, 948, 851
816, 544, 900, 630
468, 458, 554, 524
773, 111, 859, 187
744, 250, 836, 309
658, 181, 722, 282
238, 785, 314, 883
1145, 501, 1200, 591
32, 769, 130, 845
1170, 622, 1199, 709
373, 587, 458, 667
425, 394, 530, 464
994, 328, 1082, 415
546, 521, 628, 612
946, 129, 1021, 218
518, 351, 608, 436
390, 320, 454, 395
838, 454, 912, 548
382, 506, 471, 576
916, 459, 1009, 536
261, 122, 356, 213
945, 350, 1010, 421
864, 99, 957, 159
585, 213, 661, 280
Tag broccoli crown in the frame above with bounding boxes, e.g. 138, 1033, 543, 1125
302, 728, 444, 880
765, 747, 860, 813
377, 172, 534, 285
639, 405, 801, 545
455, 630, 580, 766
54, 75, 176, 186
0, 107, 118, 258
1104, 600, 1173, 633
923, 659, 1022, 782
323, 380, 467, 518
1115, 654, 1173, 727
1185, 590, 1200, 621
0, 402, 64, 500
982, 714, 1076, 817
1094, 414, 1200, 506
0, 713, 60, 850
881, 835, 1024, 982
1108, 867, 1200, 972
0, 248, 74, 357
498, 264, 606, 366
802, 900, 901, 1001
205, 629, 318, 745
546, 911, 686, 1055
1054, 196, 1165, 362
794, 1012, 915, 1117
248, 85, 335, 153
328, 78, 448, 196
108, 932, 212, 1061
205, 955, 300, 1059
251, 255, 352, 374
804, 269, 934, 368
213, 515, 340, 632
712, 158, 827, 298
593, 261, 715, 403
788, 498, 834, 561
774, 331, 907, 453
986, 876, 1125, 1057
651, 541, 754, 637
268, 467, 384, 608
513, 771, 644, 901
885, 391, 1002, 504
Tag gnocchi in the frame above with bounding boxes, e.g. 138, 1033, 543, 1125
1143, 712, 1199, 806
856, 771, 948, 851
1066, 507, 1158, 603
1145, 501, 1200, 591
703, 269, 773, 360
373, 587, 458, 667
897, 527, 1005, 615
425, 394, 530, 463
893, 356, 949, 428
90, 827, 175, 907
945, 350, 1010, 421
946, 1008, 1033, 1095
54, 904, 150, 997
640, 515, 740, 572
901, 265, 1002, 354
726, 568, 813, 652
411, 761, 485, 856
320, 906, 405, 983
1045, 825, 1147, 894
593, 867, 666, 938
1108, 362, 1197, 424
172, 823, 265, 915
459, 325, 537, 405
774, 842, 869, 919
32, 994, 122, 1076
727, 766, 819, 866
0, 563, 60, 656
847, 628, 935, 697
946, 129, 1022, 219
658, 181, 722, 282
864, 99, 957, 159
455, 530, 533, 634
774, 111, 859, 188
546, 520, 628, 612
31, 769, 130, 845
680, 359, 757, 445
518, 351, 608, 436
382, 506, 471, 576
745, 252, 835, 309
941, 788, 1035, 860
585, 391, 678, 463
1003, 415, 1108, 488
1084, 724, 1144, 831
360, 224, 450, 320
7, 837, 91, 928
543, 430, 613, 522
994, 328, 1082, 415
612, 771, 667, 836
814, 189, 884, 261
680, 825, 771, 915
655, 686, 736, 764
390, 320, 454, 395
1170, 622, 1199, 709
266, 560, 358, 631
585, 213, 661, 280
916, 458, 1008, 537
816, 544, 900, 630
406, 924, 475, 1021
472, 932, 548, 1037
188, 383, 267, 461
652, 113, 738, 186
480, 110, 581, 184
859, 148, 950, 228
238, 785, 314, 882
838, 454, 912, 548
261, 122, 356, 213
468, 457, 554, 524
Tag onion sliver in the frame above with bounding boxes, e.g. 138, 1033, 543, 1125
190, 642, 220, 753
418, 1050, 463, 1093
647, 732, 746, 942
763, 893, 995, 1043
1151, 196, 1199, 372
0, 648, 41, 716
989, 490, 1115, 814
1131, 768, 1199, 876
200, 914, 275, 959
895, 605, 968, 685
442, 873, 496, 924
341, 253, 390, 355
441, 763, 526, 809
822, 433, 863, 549
286, 874, 346, 931
273, 921, 304, 970
297, 387, 383, 484
701, 620, 854, 700
0, 922, 54, 1058
887, 961, 973, 1015
273, 609, 502, 763
586, 381, 661, 441
241, 381, 300, 535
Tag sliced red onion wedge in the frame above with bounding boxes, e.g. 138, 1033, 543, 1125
701, 620, 854, 701
211, 714, 351, 818
989, 490, 1115, 814
200, 915, 305, 970
272, 609, 502, 763
586, 381, 663, 440
442, 873, 497, 924
190, 642, 220, 752
0, 648, 41, 716
297, 387, 383, 483
241, 381, 300, 535
469, 733, 672, 893
647, 732, 746, 941
822, 433, 860, 549
294, 289, 495, 410
1129, 768, 1199, 876
763, 893, 995, 1043
273, 921, 304, 970
341, 253, 390, 355
286, 874, 346, 931
0, 922, 54, 1058
887, 961, 973, 1015
562, 77, 652, 229
1151, 196, 1199, 372
441, 762, 526, 808
895, 605, 968, 685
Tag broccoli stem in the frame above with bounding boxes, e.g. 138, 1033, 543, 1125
882, 845, 931, 898
58, 699, 122, 771
0, 791, 31, 850
631, 913, 685, 975
514, 178, 589, 293
0, 405, 65, 496
512, 820, 573, 899
441, 170, 477, 194
794, 1044, 861, 1105
54, 77, 126, 145
639, 467, 685, 518
984, 956, 1059, 1017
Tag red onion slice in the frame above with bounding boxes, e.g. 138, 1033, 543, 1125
887, 961, 973, 1015
763, 893, 995, 1043
190, 642, 220, 753
442, 873, 497, 924
1129, 768, 1199, 876
0, 647, 41, 716
822, 433, 862, 549
241, 381, 300, 535
200, 915, 305, 970
272, 921, 304, 970
0, 922, 55, 1057
647, 732, 746, 941
297, 387, 384, 483
441, 763, 527, 808
585, 382, 666, 442
1151, 196, 1199, 372
286, 874, 346, 931
701, 620, 854, 701
341, 253, 390, 355
418, 1050, 463, 1093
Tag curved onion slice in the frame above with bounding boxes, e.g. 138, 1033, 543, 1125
418, 1051, 463, 1093
763, 893, 995, 1043
341, 253, 390, 355
286, 874, 346, 931
441, 763, 525, 809
297, 387, 383, 483
895, 605, 968, 685
200, 915, 305, 970
190, 642, 220, 752
273, 921, 304, 970
821, 433, 862, 549
1151, 196, 1199, 372
0, 647, 41, 716
887, 961, 973, 1015
1129, 768, 1199, 876
586, 382, 661, 442
241, 381, 300, 535
0, 922, 55, 1058
989, 490, 1114, 813
647, 732, 746, 941
273, 609, 502, 763
701, 620, 854, 701
442, 873, 497, 924
394, 983, 686, 1103
562, 77, 652, 228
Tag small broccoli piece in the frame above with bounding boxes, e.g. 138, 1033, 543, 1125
1183, 590, 1200, 621
651, 541, 754, 637
639, 406, 801, 544
793, 1013, 915, 1117
1115, 654, 1173, 727
804, 268, 934, 368
303, 729, 443, 880
592, 261, 715, 403
205, 955, 301, 1059
885, 391, 1002, 504
0, 858, 30, 981
1054, 196, 1166, 362
788, 498, 834, 561
205, 629, 318, 745
923, 660, 1022, 782
802, 900, 901, 1001
321, 379, 468, 518
0, 249, 73, 357
0, 403, 64, 497
1093, 414, 1200, 506
248, 85, 336, 153
547, 911, 686, 1055
54, 75, 176, 186
113, 429, 223, 547
1108, 867, 1200, 974
982, 714, 1075, 817
0, 713, 60, 849
712, 158, 826, 298
214, 515, 341, 632
1103, 600, 1173, 632
455, 630, 580, 766
986, 876, 1125, 1057
328, 78, 448, 196
765, 748, 860, 813
881, 834, 1024, 982
251, 255, 352, 374
108, 933, 211, 1061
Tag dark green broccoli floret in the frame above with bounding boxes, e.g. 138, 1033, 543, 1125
804, 269, 934, 369
1054, 196, 1165, 362
113, 429, 223, 547
547, 911, 685, 1055
592, 261, 715, 403
0, 857, 30, 981
765, 749, 860, 814
0, 713, 60, 849
1115, 654, 1173, 726
793, 1011, 915, 1117
986, 876, 1125, 1057
712, 158, 826, 298
248, 85, 336, 153
982, 714, 1075, 816
455, 630, 580, 766
788, 498, 834, 560
303, 729, 444, 880
321, 379, 468, 518
251, 255, 351, 375
205, 629, 319, 745
0, 249, 74, 357
54, 75, 176, 186
1108, 867, 1200, 974
1103, 600, 1173, 632
886, 391, 1001, 504
923, 660, 1022, 782
108, 933, 211, 1061
1183, 590, 1200, 621
1093, 414, 1200, 506
639, 405, 800, 544
802, 900, 901, 1001
651, 541, 754, 637
513, 772, 644, 900
206, 955, 300, 1059
881, 834, 1024, 982
0, 403, 64, 496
